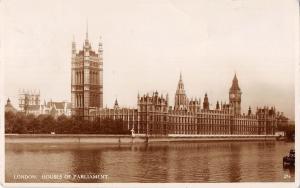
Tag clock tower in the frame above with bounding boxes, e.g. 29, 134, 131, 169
229, 73, 242, 115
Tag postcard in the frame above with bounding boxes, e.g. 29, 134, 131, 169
1, 0, 298, 187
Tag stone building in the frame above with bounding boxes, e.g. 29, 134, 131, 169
68, 31, 287, 135
94, 73, 284, 136
43, 101, 72, 118
18, 90, 40, 114
91, 98, 138, 131
17, 90, 71, 117
137, 91, 169, 135
71, 29, 103, 119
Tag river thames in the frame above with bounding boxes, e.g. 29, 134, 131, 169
5, 141, 294, 183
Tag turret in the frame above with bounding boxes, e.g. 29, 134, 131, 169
248, 106, 252, 115
166, 93, 169, 104
7, 98, 11, 105
72, 37, 76, 56
114, 98, 119, 109
203, 93, 209, 110
98, 36, 103, 58
216, 101, 220, 110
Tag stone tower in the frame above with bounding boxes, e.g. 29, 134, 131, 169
71, 28, 103, 119
229, 73, 242, 115
174, 73, 188, 111
18, 89, 40, 114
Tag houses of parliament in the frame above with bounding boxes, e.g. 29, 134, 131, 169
71, 31, 288, 136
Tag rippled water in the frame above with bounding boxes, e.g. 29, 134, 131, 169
6, 141, 294, 183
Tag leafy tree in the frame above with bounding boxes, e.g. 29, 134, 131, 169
5, 112, 130, 135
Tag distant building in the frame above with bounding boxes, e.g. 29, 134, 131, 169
71, 29, 103, 119
18, 89, 40, 115
5, 98, 17, 113
17, 90, 71, 117
43, 101, 72, 118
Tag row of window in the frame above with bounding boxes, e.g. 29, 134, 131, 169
98, 113, 274, 127
169, 124, 274, 135
129, 124, 274, 135
139, 105, 168, 111
72, 70, 100, 85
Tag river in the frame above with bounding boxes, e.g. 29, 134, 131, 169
5, 141, 294, 183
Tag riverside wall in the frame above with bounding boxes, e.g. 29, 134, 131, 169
5, 134, 277, 144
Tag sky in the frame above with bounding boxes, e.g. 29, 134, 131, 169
2, 0, 298, 119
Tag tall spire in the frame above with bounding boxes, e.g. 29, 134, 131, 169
114, 98, 119, 109
72, 35, 76, 55
177, 72, 184, 90
84, 20, 90, 48
230, 73, 240, 90
86, 19, 89, 40
180, 71, 182, 81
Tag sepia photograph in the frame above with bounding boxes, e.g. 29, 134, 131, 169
1, 0, 298, 187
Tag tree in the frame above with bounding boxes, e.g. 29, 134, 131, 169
5, 112, 130, 135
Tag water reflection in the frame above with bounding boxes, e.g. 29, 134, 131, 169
6, 141, 294, 183
228, 144, 241, 182
70, 148, 103, 183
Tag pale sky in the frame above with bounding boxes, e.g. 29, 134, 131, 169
2, 0, 298, 119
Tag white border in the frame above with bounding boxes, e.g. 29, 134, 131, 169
0, 0, 5, 187
294, 0, 299, 186
0, 0, 299, 188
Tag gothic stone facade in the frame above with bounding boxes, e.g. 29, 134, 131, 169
18, 90, 71, 117
71, 31, 103, 119
94, 74, 283, 136
71, 35, 286, 135
18, 90, 40, 114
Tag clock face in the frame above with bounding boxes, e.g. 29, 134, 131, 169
230, 94, 235, 98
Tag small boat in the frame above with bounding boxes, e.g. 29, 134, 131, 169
283, 149, 295, 167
